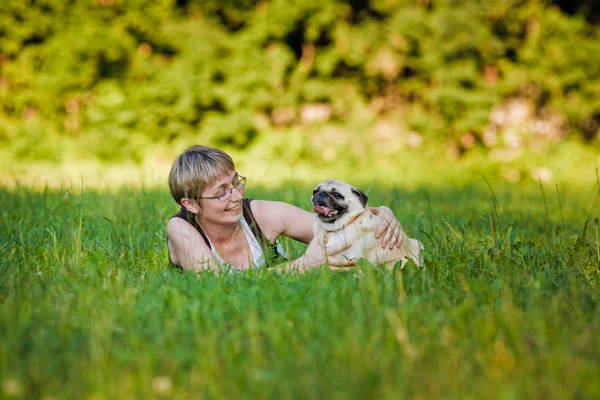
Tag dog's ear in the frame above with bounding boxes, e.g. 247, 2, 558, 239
351, 187, 368, 208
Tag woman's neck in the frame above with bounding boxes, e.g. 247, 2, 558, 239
196, 216, 251, 268
196, 216, 242, 245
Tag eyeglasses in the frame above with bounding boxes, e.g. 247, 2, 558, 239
200, 174, 246, 202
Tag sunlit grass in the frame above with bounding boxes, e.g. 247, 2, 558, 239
2, 138, 600, 192
1, 175, 599, 399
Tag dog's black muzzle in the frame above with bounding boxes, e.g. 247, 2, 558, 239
312, 191, 330, 207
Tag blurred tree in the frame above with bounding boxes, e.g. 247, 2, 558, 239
552, 0, 600, 23
0, 0, 598, 164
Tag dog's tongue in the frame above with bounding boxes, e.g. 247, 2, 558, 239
313, 205, 334, 217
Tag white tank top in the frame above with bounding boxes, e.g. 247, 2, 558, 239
205, 218, 287, 271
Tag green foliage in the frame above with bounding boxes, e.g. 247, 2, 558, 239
1, 0, 599, 164
1, 181, 600, 397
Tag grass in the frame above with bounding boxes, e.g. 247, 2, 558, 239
1, 176, 600, 399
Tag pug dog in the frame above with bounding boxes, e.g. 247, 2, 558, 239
312, 180, 423, 269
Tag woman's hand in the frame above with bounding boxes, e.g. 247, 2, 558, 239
299, 235, 358, 269
371, 206, 404, 250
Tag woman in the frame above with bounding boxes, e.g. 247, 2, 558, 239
167, 145, 405, 273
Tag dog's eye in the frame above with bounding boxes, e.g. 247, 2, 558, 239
331, 192, 343, 200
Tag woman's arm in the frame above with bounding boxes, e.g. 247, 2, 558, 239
276, 235, 357, 273
168, 211, 356, 274
250, 200, 315, 244
167, 218, 219, 273
250, 200, 406, 248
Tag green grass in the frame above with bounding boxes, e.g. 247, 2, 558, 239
1, 178, 599, 399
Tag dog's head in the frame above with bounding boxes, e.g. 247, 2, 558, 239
311, 180, 369, 231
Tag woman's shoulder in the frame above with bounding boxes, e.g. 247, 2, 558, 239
247, 198, 276, 212
167, 216, 214, 269
167, 217, 202, 241
247, 199, 295, 221
246, 199, 284, 239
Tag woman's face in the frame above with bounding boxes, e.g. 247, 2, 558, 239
198, 170, 245, 225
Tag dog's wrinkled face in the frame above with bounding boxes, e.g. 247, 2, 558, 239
312, 180, 368, 226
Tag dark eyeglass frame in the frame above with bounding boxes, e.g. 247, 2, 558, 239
199, 174, 246, 202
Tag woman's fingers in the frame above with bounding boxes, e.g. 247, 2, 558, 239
386, 221, 403, 249
382, 222, 394, 249
394, 222, 406, 248
375, 222, 388, 241
328, 257, 358, 268
371, 206, 402, 249
323, 241, 352, 256
329, 265, 357, 271
371, 207, 387, 239
377, 218, 400, 249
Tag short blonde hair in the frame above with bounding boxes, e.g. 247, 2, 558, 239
168, 145, 235, 205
